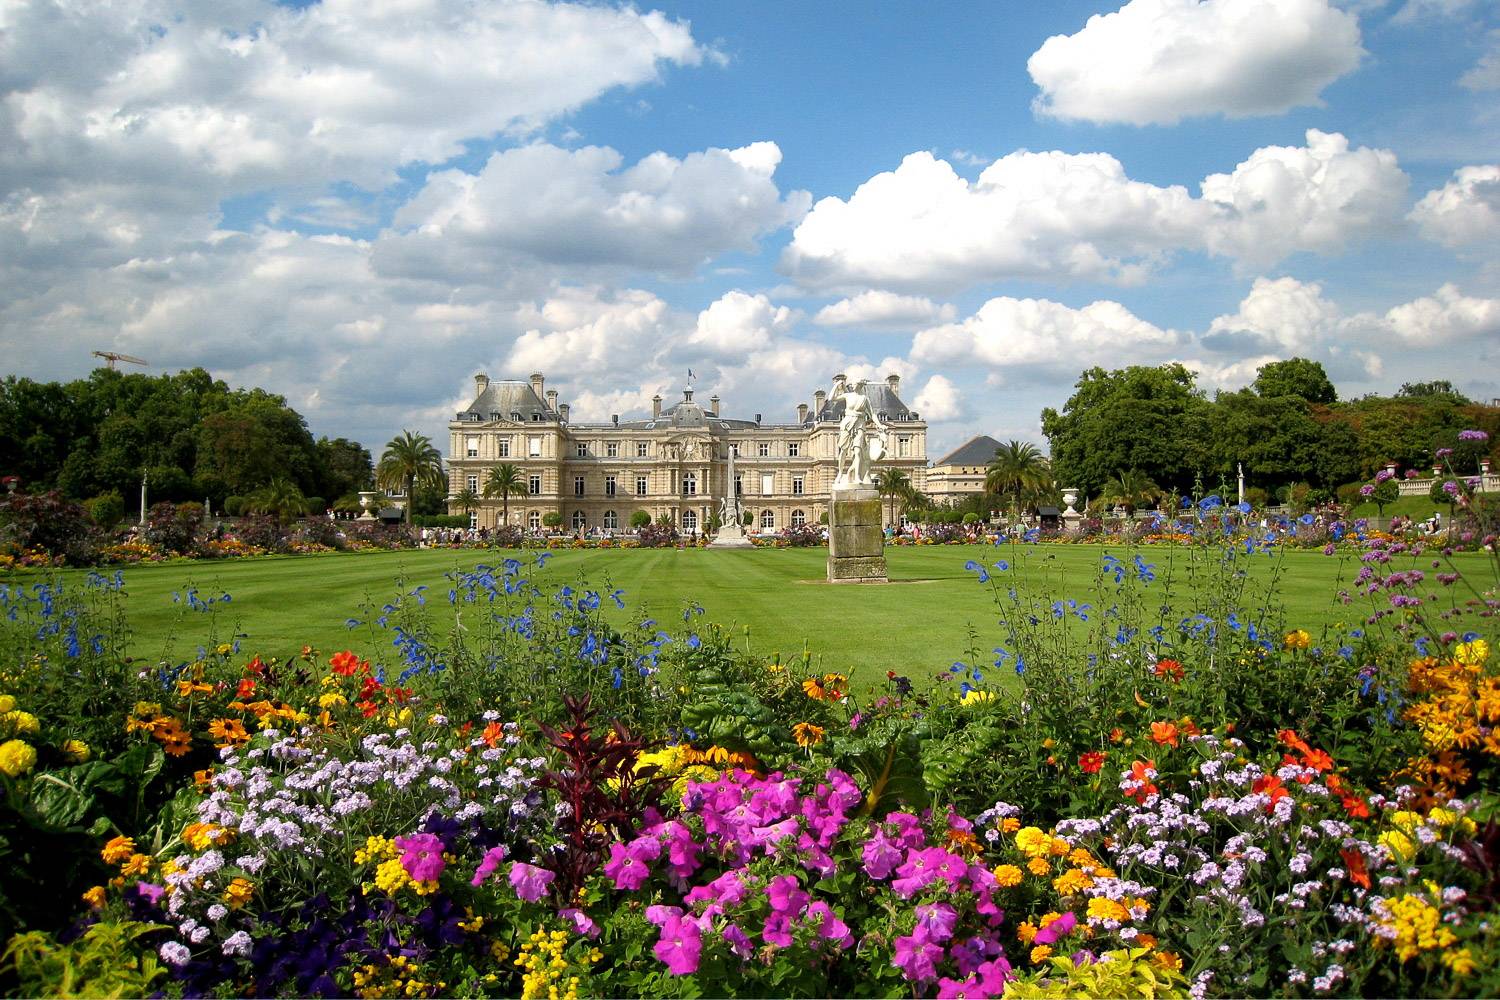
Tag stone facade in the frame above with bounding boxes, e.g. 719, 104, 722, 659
447, 372, 928, 534
925, 434, 1002, 506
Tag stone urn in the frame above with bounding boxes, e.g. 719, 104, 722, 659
357, 491, 378, 522
1062, 488, 1079, 516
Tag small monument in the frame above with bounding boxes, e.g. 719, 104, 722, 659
1060, 487, 1082, 535
357, 491, 378, 522
827, 378, 889, 583
709, 443, 753, 548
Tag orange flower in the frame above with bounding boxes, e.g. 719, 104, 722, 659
1252, 774, 1290, 810
1109, 727, 1124, 743
1078, 750, 1106, 774
480, 721, 505, 748
1277, 728, 1311, 755
801, 677, 827, 700
236, 678, 256, 699
207, 718, 249, 748
1340, 847, 1371, 889
1301, 748, 1334, 772
1153, 658, 1184, 682
1149, 721, 1179, 748
1341, 795, 1370, 819
330, 650, 363, 676
1127, 760, 1158, 803
792, 722, 825, 747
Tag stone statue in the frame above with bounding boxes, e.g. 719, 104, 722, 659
710, 442, 752, 547
833, 379, 887, 489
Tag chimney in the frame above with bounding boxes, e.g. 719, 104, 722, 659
559, 403, 569, 423
546, 389, 559, 412
886, 373, 900, 394
755, 413, 762, 425
529, 372, 544, 397
612, 414, 619, 426
474, 373, 489, 396
709, 394, 720, 417
813, 389, 826, 416
797, 403, 808, 423
652, 394, 662, 418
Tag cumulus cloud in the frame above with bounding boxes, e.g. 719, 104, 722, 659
505, 288, 673, 379
1202, 276, 1345, 354
913, 375, 963, 421
687, 291, 798, 357
910, 296, 1186, 372
1028, 0, 1364, 126
1383, 283, 1500, 344
1409, 164, 1500, 247
813, 291, 956, 328
782, 131, 1405, 292
379, 142, 808, 281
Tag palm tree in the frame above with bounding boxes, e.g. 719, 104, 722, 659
247, 478, 309, 525
483, 463, 527, 527
986, 440, 1048, 517
874, 468, 911, 529
1097, 469, 1163, 515
376, 431, 445, 527
451, 488, 481, 522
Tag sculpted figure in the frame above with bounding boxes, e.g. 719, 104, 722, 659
833, 379, 887, 488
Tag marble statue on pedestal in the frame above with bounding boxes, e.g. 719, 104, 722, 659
832, 379, 887, 490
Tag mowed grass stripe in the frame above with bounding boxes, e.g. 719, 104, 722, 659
8, 544, 1475, 682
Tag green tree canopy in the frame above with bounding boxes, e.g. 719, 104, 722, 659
1253, 358, 1336, 404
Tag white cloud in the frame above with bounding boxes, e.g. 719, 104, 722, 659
1460, 30, 1500, 89
813, 291, 956, 328
1199, 130, 1408, 266
913, 374, 963, 421
505, 287, 673, 378
1409, 164, 1500, 246
911, 296, 1185, 371
1203, 276, 1345, 353
377, 142, 807, 281
687, 291, 797, 357
1028, 0, 1364, 126
1383, 283, 1500, 344
782, 131, 1404, 292
1390, 0, 1480, 23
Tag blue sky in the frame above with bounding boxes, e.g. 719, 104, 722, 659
2, 0, 1497, 459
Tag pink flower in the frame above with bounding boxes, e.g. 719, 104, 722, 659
1033, 911, 1077, 946
393, 832, 446, 883
508, 862, 554, 902
862, 829, 903, 879
558, 908, 599, 939
603, 837, 659, 891
892, 926, 944, 982
762, 910, 795, 948
916, 902, 959, 942
767, 874, 808, 916
722, 923, 753, 958
936, 975, 986, 999
470, 845, 508, 886
805, 900, 855, 949
652, 912, 702, 975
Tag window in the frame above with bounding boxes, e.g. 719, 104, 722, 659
606, 442, 618, 458
760, 509, 775, 530
758, 442, 770, 457
898, 435, 911, 458
532, 413, 542, 421
466, 475, 478, 493
788, 442, 800, 457
734, 474, 743, 496
760, 472, 775, 496
574, 476, 585, 497
603, 510, 618, 530
682, 509, 698, 532
791, 509, 806, 527
636, 442, 648, 458
576, 442, 588, 458
792, 476, 804, 495
731, 443, 740, 457
528, 475, 541, 495
636, 475, 648, 496
682, 472, 697, 496
528, 436, 542, 457
572, 510, 587, 529
528, 510, 540, 530
466, 436, 479, 458
469, 511, 478, 529
498, 438, 511, 458
605, 475, 616, 497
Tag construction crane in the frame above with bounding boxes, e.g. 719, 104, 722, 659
92, 351, 148, 370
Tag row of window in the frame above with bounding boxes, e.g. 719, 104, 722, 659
464, 435, 912, 461
536, 509, 809, 531
464, 473, 809, 497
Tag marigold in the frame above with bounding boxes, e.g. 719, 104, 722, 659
1000, 817, 1020, 833
1029, 945, 1053, 964
101, 835, 136, 865
1016, 921, 1038, 944
1156, 951, 1183, 971
0, 739, 37, 777
1053, 869, 1094, 895
120, 853, 152, 877
994, 864, 1024, 887
61, 739, 91, 763
1086, 897, 1130, 923
1379, 830, 1415, 863
1284, 629, 1311, 650
1027, 856, 1051, 876
81, 885, 106, 909
223, 876, 254, 909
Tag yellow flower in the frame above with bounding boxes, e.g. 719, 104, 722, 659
1156, 951, 1184, 972
1, 710, 40, 735
223, 877, 255, 909
1053, 868, 1095, 895
120, 853, 153, 877
1016, 921, 1038, 944
792, 722, 825, 747
62, 739, 91, 762
993, 864, 1024, 887
81, 885, 107, 909
1284, 629, 1311, 650
101, 835, 136, 865
958, 689, 995, 706
1454, 639, 1489, 668
0, 695, 14, 714
1014, 826, 1050, 857
1029, 945, 1053, 964
319, 692, 347, 709
1390, 810, 1423, 833
1027, 856, 1051, 876
0, 739, 37, 777
1087, 897, 1131, 923
1443, 947, 1477, 976
1379, 830, 1415, 863
1000, 817, 1021, 834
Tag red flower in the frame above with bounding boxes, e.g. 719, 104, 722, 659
235, 678, 256, 699
1301, 748, 1334, 773
1341, 795, 1370, 819
1153, 658, 1184, 682
1149, 721, 1180, 748
1078, 751, 1106, 774
1340, 847, 1371, 889
1277, 729, 1311, 755
330, 650, 362, 676
1252, 774, 1290, 811
1127, 759, 1158, 803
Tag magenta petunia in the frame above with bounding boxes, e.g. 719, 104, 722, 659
915, 902, 959, 942
1032, 911, 1077, 946
767, 874, 808, 916
393, 832, 446, 883
652, 912, 702, 975
862, 828, 903, 880
507, 862, 554, 902
470, 845, 508, 886
805, 900, 855, 949
892, 926, 944, 983
603, 837, 659, 891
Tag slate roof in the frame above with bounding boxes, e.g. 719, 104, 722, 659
458, 381, 554, 422
933, 435, 1003, 468
810, 382, 918, 425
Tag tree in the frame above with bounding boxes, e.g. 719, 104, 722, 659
195, 392, 319, 500
1209, 390, 1330, 494
873, 468, 911, 528
451, 488, 481, 521
246, 478, 309, 525
376, 431, 445, 527
629, 510, 652, 530
1042, 364, 1211, 499
985, 440, 1049, 516
1397, 380, 1472, 405
1253, 358, 1336, 404
542, 511, 563, 531
1097, 469, 1163, 515
315, 437, 374, 502
483, 463, 527, 527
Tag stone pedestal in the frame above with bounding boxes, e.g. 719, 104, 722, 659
709, 519, 754, 548
827, 486, 887, 583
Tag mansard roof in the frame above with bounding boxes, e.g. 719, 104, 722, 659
458, 380, 554, 422
933, 435, 1003, 468
810, 382, 918, 425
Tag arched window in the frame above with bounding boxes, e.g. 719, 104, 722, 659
791, 509, 806, 527
603, 510, 618, 530
528, 510, 540, 530
760, 509, 775, 530
572, 510, 587, 529
682, 509, 698, 532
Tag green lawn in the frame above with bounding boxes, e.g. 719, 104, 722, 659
10, 542, 1489, 681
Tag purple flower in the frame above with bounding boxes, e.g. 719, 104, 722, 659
892, 926, 945, 983
603, 837, 659, 891
1374, 469, 1394, 483
805, 900, 855, 949
762, 910, 795, 948
508, 862, 554, 902
559, 908, 599, 939
159, 941, 191, 966
1436, 447, 1453, 458
862, 828, 903, 879
1359, 484, 1375, 497
1458, 429, 1488, 442
936, 976, 984, 999
652, 912, 702, 975
393, 832, 446, 882
722, 923, 753, 958
471, 845, 508, 886
767, 874, 808, 916
1033, 911, 1077, 946
915, 902, 959, 942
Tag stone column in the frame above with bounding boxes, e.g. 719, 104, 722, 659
827, 485, 887, 583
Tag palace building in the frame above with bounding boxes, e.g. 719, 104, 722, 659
446, 372, 928, 533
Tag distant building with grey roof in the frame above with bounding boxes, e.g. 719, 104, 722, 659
926, 434, 1002, 506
